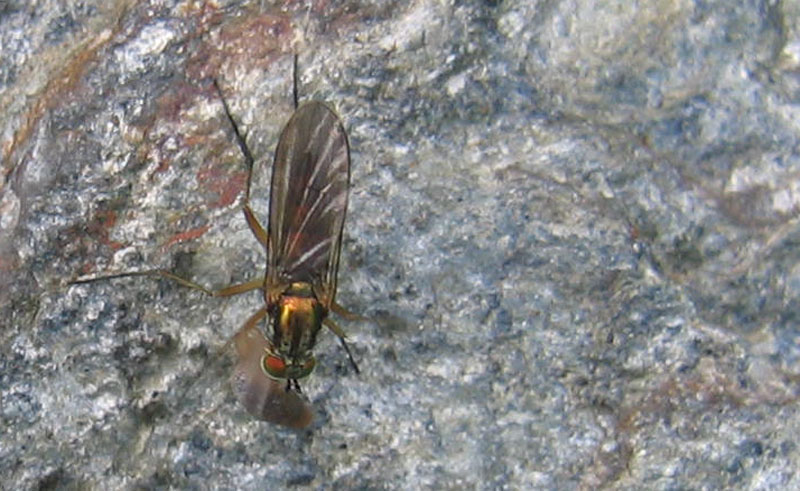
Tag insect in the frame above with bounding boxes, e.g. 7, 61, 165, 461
70, 56, 359, 428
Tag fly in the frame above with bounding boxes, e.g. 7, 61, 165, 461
70, 55, 359, 428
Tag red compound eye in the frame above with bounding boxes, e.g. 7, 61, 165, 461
262, 354, 287, 379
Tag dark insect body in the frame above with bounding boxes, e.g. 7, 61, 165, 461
71, 58, 358, 428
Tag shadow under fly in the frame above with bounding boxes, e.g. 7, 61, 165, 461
70, 55, 361, 429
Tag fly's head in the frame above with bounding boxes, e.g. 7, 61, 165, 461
261, 349, 316, 381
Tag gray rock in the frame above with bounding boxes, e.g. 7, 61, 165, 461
2, 0, 799, 489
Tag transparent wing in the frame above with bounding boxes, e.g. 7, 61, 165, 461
267, 101, 350, 303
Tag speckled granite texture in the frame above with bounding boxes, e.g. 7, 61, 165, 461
2, 0, 799, 489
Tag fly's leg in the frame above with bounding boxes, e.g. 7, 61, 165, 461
243, 205, 268, 249
213, 79, 269, 252
331, 301, 370, 322
282, 379, 301, 393
69, 271, 262, 298
323, 317, 361, 374
318, 290, 362, 373
285, 379, 301, 393
71, 84, 266, 298
215, 278, 263, 297
213, 79, 255, 199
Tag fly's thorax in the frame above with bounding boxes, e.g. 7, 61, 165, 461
262, 282, 326, 380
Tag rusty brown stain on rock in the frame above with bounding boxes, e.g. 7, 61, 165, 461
186, 12, 293, 82
2, 28, 116, 186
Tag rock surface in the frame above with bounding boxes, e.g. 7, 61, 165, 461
2, 1, 799, 488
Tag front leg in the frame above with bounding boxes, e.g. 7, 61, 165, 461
69, 270, 263, 298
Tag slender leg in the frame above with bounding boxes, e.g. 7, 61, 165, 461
216, 278, 263, 297
243, 205, 268, 249
69, 270, 262, 298
292, 379, 302, 393
323, 318, 360, 374
242, 305, 268, 330
213, 79, 255, 176
214, 80, 269, 255
72, 85, 265, 303
69, 270, 213, 295
331, 301, 369, 322
213, 78, 263, 212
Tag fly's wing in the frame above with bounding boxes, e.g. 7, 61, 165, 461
267, 102, 350, 303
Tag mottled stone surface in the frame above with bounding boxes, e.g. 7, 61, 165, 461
2, 0, 799, 489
